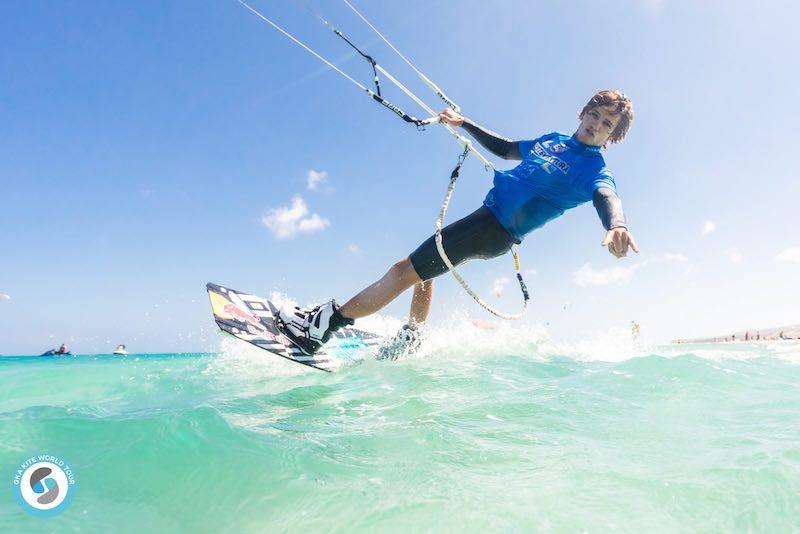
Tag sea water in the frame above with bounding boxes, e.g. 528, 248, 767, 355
2, 324, 799, 532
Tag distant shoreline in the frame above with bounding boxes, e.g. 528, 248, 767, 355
673, 324, 800, 344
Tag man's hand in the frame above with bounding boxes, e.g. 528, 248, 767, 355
438, 108, 464, 127
601, 228, 640, 258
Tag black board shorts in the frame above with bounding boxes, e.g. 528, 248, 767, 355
409, 206, 518, 281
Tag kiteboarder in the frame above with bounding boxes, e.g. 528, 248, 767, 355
279, 90, 639, 356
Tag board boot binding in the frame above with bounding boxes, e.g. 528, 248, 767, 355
276, 300, 353, 355
377, 323, 422, 361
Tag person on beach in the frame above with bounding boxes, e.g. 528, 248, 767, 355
279, 90, 640, 355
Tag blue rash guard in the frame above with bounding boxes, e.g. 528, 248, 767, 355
483, 132, 617, 242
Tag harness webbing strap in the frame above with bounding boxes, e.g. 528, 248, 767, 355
434, 147, 530, 320
331, 28, 382, 96
341, 0, 461, 112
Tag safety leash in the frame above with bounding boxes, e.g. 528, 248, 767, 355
435, 146, 530, 319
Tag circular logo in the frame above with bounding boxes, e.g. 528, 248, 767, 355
12, 454, 76, 517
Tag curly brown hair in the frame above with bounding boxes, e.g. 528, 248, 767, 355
580, 90, 634, 145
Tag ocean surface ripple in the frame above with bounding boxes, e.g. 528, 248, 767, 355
2, 331, 799, 532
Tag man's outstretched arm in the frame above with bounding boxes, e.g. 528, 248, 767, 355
593, 187, 640, 258
438, 109, 522, 160
461, 118, 522, 160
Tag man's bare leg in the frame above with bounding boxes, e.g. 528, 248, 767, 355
409, 280, 433, 326
338, 257, 422, 320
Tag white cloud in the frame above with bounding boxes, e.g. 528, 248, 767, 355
0, 293, 10, 301
775, 247, 800, 264
307, 169, 329, 191
573, 264, 633, 287
261, 196, 330, 239
297, 213, 329, 233
726, 249, 743, 264
618, 252, 687, 270
492, 277, 510, 297
572, 252, 688, 287
701, 220, 716, 236
347, 244, 363, 256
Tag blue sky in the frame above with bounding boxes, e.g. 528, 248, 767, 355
2, 0, 799, 354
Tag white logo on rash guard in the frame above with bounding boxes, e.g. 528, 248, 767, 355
531, 142, 570, 174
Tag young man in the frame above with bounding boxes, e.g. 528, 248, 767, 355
279, 90, 639, 355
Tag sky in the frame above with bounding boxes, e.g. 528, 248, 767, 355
2, 0, 799, 355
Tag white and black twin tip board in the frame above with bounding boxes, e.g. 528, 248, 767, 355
206, 283, 382, 372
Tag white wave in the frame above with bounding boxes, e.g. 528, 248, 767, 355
654, 340, 800, 363
549, 327, 655, 363
377, 310, 551, 369
204, 336, 308, 379
208, 295, 800, 375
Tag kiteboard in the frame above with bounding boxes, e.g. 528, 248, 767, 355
206, 282, 383, 372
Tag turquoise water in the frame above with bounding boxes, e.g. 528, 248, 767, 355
2, 332, 800, 532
